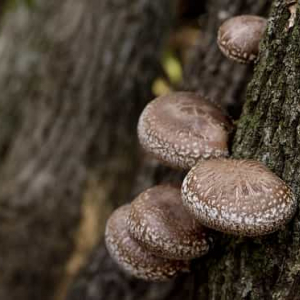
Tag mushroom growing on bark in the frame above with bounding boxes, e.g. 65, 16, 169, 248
105, 204, 189, 281
127, 185, 209, 260
217, 15, 267, 64
137, 92, 233, 170
181, 159, 297, 236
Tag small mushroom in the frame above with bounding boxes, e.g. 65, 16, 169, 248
181, 159, 297, 236
105, 204, 189, 281
138, 92, 233, 170
217, 15, 267, 64
127, 185, 209, 260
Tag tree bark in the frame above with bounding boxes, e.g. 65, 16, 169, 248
160, 1, 300, 298
4, 0, 298, 299
183, 1, 300, 299
172, 1, 300, 299
227, 1, 300, 299
0, 1, 174, 300
67, 1, 286, 300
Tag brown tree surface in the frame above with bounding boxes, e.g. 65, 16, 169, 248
70, 0, 300, 299
71, 1, 300, 300
0, 0, 174, 300
1, 0, 300, 299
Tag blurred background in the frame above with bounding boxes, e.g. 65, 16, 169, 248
0, 0, 271, 300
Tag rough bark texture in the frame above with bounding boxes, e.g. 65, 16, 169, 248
67, 1, 280, 300
182, 1, 300, 299
0, 1, 173, 300
67, 246, 198, 300
228, 1, 300, 299
176, 1, 300, 299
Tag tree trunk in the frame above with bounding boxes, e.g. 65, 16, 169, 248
184, 1, 300, 298
0, 1, 174, 300
3, 0, 299, 299
224, 1, 300, 298
68, 1, 293, 300
165, 1, 300, 299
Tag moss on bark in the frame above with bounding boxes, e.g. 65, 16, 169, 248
198, 1, 300, 299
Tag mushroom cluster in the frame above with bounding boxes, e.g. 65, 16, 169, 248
105, 185, 209, 281
105, 13, 297, 282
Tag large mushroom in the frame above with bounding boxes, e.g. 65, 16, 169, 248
137, 92, 233, 170
217, 15, 267, 64
105, 204, 189, 281
181, 159, 297, 236
127, 185, 209, 260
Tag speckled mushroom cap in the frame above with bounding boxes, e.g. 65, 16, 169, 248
181, 159, 297, 236
217, 15, 267, 64
105, 204, 189, 281
127, 185, 209, 260
138, 92, 233, 170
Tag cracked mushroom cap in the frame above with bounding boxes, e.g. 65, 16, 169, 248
127, 185, 209, 260
181, 159, 297, 236
105, 204, 189, 281
217, 15, 267, 64
138, 92, 233, 170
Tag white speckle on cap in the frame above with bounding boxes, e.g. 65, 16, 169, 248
105, 205, 189, 281
181, 159, 297, 236
138, 92, 233, 170
217, 15, 267, 64
127, 185, 209, 260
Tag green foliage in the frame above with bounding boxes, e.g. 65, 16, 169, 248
162, 50, 183, 85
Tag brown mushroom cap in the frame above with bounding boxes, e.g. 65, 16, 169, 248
138, 92, 233, 170
181, 159, 297, 236
105, 204, 189, 281
217, 15, 267, 64
127, 185, 209, 260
